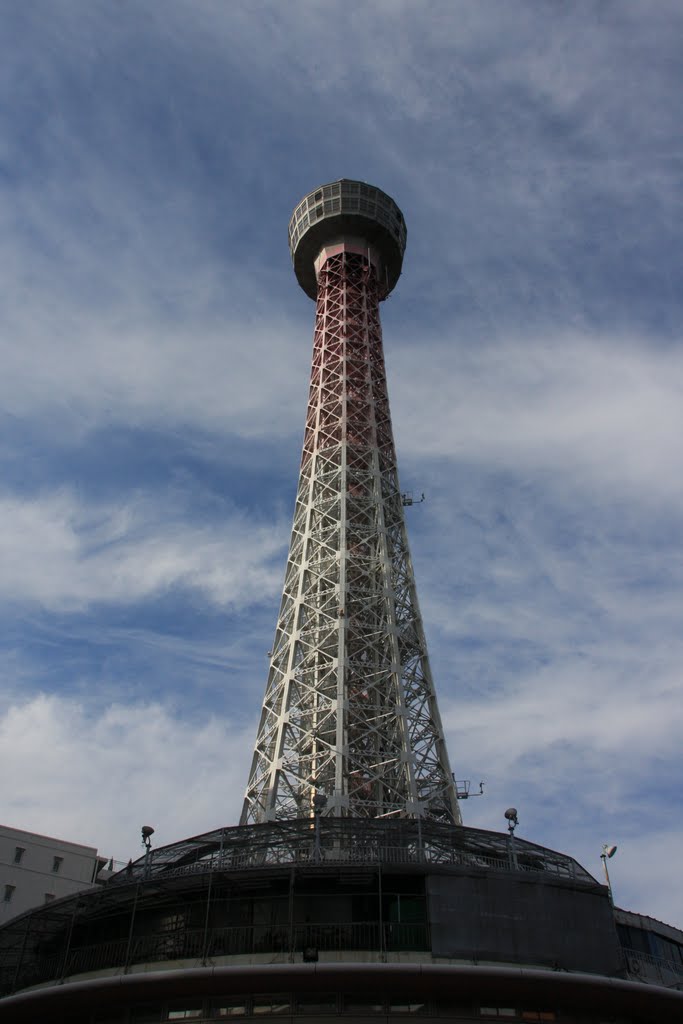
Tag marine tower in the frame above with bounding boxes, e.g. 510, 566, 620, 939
242, 179, 461, 826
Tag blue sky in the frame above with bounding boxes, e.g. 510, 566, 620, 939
1, 1, 682, 927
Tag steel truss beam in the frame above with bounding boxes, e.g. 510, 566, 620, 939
242, 251, 460, 826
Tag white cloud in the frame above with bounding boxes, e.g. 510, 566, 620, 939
0, 296, 307, 444
0, 693, 251, 858
0, 489, 286, 611
444, 654, 683, 780
392, 331, 683, 503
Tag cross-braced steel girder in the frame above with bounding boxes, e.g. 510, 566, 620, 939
241, 245, 460, 827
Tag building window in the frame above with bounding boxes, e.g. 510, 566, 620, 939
212, 1002, 248, 1017
344, 1000, 384, 1014
130, 1008, 161, 1024
13, 847, 25, 864
52, 856, 63, 873
252, 995, 290, 1015
44, 893, 55, 903
3, 885, 15, 903
295, 994, 338, 1014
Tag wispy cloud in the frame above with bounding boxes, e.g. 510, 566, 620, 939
392, 330, 683, 502
0, 693, 251, 856
0, 488, 286, 611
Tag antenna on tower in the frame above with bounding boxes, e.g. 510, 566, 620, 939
454, 780, 485, 800
401, 491, 425, 506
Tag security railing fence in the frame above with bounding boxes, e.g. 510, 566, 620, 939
11, 921, 430, 991
622, 946, 683, 986
122, 818, 593, 887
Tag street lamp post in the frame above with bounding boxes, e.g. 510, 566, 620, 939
600, 844, 617, 905
141, 825, 155, 879
504, 808, 519, 871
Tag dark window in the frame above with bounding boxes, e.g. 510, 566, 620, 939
13, 846, 25, 864
212, 1002, 248, 1017
52, 856, 63, 873
252, 995, 290, 1015
345, 999, 384, 1014
295, 994, 337, 1014
3, 884, 15, 903
130, 1007, 161, 1023
44, 893, 55, 903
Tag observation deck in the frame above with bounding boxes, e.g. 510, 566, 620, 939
288, 179, 407, 299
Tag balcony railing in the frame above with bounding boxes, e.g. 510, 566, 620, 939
622, 946, 683, 986
112, 818, 595, 888
11, 921, 430, 991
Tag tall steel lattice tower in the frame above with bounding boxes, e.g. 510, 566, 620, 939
242, 180, 461, 827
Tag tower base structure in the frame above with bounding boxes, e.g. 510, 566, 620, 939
1, 818, 682, 1023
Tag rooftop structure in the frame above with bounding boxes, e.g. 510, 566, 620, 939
0, 824, 111, 924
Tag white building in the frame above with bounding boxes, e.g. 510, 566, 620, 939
0, 824, 112, 923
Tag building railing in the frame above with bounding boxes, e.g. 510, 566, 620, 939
10, 921, 430, 991
112, 818, 594, 888
622, 946, 683, 986
150, 842, 584, 886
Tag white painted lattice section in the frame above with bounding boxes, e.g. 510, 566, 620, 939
241, 251, 460, 825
